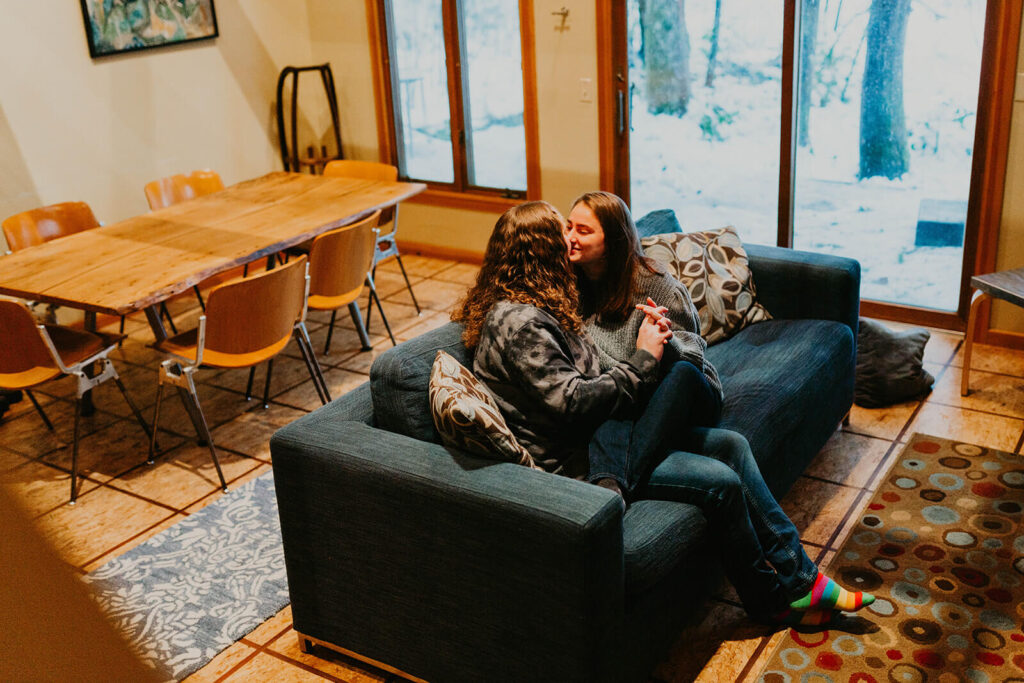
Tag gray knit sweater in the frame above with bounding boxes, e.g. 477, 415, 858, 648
584, 266, 724, 402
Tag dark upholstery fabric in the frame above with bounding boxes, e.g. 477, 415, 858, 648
854, 318, 934, 408
622, 499, 707, 596
706, 318, 856, 495
635, 209, 683, 238
370, 322, 469, 442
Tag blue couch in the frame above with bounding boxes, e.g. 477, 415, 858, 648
270, 243, 860, 683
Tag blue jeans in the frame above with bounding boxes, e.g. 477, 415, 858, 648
587, 361, 817, 616
639, 428, 818, 616
588, 361, 721, 493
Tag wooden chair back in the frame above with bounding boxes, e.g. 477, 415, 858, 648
0, 300, 54, 377
202, 255, 307, 357
144, 170, 225, 210
307, 211, 381, 307
2, 202, 100, 252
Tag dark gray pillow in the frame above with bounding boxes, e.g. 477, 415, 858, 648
854, 319, 934, 408
635, 209, 682, 238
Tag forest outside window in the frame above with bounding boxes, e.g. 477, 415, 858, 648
374, 0, 534, 199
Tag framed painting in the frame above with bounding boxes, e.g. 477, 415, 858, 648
79, 0, 219, 58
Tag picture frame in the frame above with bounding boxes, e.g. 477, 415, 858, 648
79, 0, 219, 59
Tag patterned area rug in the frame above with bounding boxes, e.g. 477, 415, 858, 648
82, 472, 287, 681
756, 433, 1024, 682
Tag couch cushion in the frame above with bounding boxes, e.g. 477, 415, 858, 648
371, 322, 471, 443
706, 318, 855, 494
635, 209, 683, 238
622, 499, 707, 596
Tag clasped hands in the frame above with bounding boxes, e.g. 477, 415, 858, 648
635, 297, 673, 361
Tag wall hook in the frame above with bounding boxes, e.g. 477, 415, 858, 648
552, 7, 569, 31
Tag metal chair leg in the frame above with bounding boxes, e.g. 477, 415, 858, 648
25, 390, 54, 431
367, 275, 397, 346
295, 326, 331, 405
118, 315, 126, 347
160, 302, 178, 335
182, 377, 228, 492
113, 376, 156, 448
324, 310, 337, 355
245, 367, 256, 401
262, 360, 273, 409
364, 264, 378, 330
347, 303, 373, 351
70, 398, 82, 505
193, 286, 206, 312
394, 253, 421, 314
148, 383, 165, 465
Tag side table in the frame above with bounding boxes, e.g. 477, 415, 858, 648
962, 268, 1024, 395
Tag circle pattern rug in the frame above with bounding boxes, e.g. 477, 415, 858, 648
756, 433, 1024, 683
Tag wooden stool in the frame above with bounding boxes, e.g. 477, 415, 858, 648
962, 268, 1024, 395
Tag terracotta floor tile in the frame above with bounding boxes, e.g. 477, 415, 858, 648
267, 633, 389, 683
273, 367, 369, 411
384, 278, 468, 313
41, 417, 184, 484
432, 262, 480, 286
779, 477, 864, 547
928, 364, 1024, 418
204, 353, 325, 401
331, 345, 389, 374
106, 442, 262, 510
1, 458, 102, 517
379, 253, 455, 278
0, 398, 121, 458
846, 400, 919, 441
365, 300, 428, 335
923, 330, 963, 366
242, 605, 293, 646
364, 268, 424, 300
155, 384, 258, 435
181, 640, 259, 683
952, 340, 1024, 375
0, 444, 32, 472
394, 310, 451, 342
182, 462, 272, 514
33, 485, 178, 568
220, 651, 331, 682
905, 402, 1024, 452
300, 323, 386, 360
804, 431, 893, 489
210, 403, 308, 460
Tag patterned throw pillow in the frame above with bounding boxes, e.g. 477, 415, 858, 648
428, 350, 540, 469
641, 226, 771, 345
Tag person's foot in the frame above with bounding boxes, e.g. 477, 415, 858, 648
593, 477, 626, 502
790, 571, 874, 612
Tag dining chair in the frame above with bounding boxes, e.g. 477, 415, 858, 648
143, 170, 227, 310
2, 202, 177, 335
307, 210, 396, 354
148, 255, 329, 492
322, 160, 421, 327
0, 300, 154, 504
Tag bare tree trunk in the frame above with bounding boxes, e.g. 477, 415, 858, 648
642, 0, 691, 116
797, 0, 820, 147
705, 0, 723, 87
858, 0, 912, 179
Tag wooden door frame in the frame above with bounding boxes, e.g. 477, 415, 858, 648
598, 0, 1022, 337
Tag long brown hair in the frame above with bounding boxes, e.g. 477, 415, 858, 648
571, 191, 658, 322
453, 201, 582, 349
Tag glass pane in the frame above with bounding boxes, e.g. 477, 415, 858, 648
462, 0, 527, 191
792, 0, 984, 311
627, 0, 782, 246
390, 0, 454, 183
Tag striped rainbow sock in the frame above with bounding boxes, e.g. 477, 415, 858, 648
789, 572, 874, 612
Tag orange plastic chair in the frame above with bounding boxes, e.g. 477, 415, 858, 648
307, 210, 396, 353
0, 300, 153, 504
322, 160, 421, 323
149, 255, 329, 491
143, 170, 225, 210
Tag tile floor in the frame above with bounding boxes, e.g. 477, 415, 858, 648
2, 253, 1021, 682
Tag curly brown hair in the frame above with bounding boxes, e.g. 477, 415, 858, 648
453, 201, 582, 349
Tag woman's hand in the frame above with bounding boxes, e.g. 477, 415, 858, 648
636, 313, 672, 361
636, 297, 671, 330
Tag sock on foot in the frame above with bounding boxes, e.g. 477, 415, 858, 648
790, 572, 874, 612
773, 608, 834, 626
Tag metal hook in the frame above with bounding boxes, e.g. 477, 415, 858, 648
552, 7, 569, 30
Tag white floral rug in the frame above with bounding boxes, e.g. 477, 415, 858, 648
83, 472, 288, 681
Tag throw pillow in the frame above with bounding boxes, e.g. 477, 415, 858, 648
635, 209, 683, 238
641, 226, 771, 345
428, 350, 540, 469
855, 319, 934, 408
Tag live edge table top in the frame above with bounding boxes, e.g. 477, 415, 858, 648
0, 172, 426, 316
971, 268, 1024, 309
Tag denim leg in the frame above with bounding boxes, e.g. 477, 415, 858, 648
648, 428, 819, 602
587, 361, 721, 492
637, 449, 787, 616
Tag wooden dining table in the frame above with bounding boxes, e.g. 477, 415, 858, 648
0, 171, 426, 341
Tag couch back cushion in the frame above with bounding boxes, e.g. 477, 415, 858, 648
371, 322, 471, 442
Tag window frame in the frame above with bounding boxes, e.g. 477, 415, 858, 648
367, 0, 540, 210
597, 0, 1022, 334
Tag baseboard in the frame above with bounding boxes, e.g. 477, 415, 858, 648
396, 240, 484, 264
981, 327, 1024, 350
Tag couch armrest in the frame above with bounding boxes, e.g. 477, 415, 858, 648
745, 243, 861, 338
270, 419, 625, 683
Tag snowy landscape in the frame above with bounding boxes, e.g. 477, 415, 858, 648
393, 0, 985, 311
